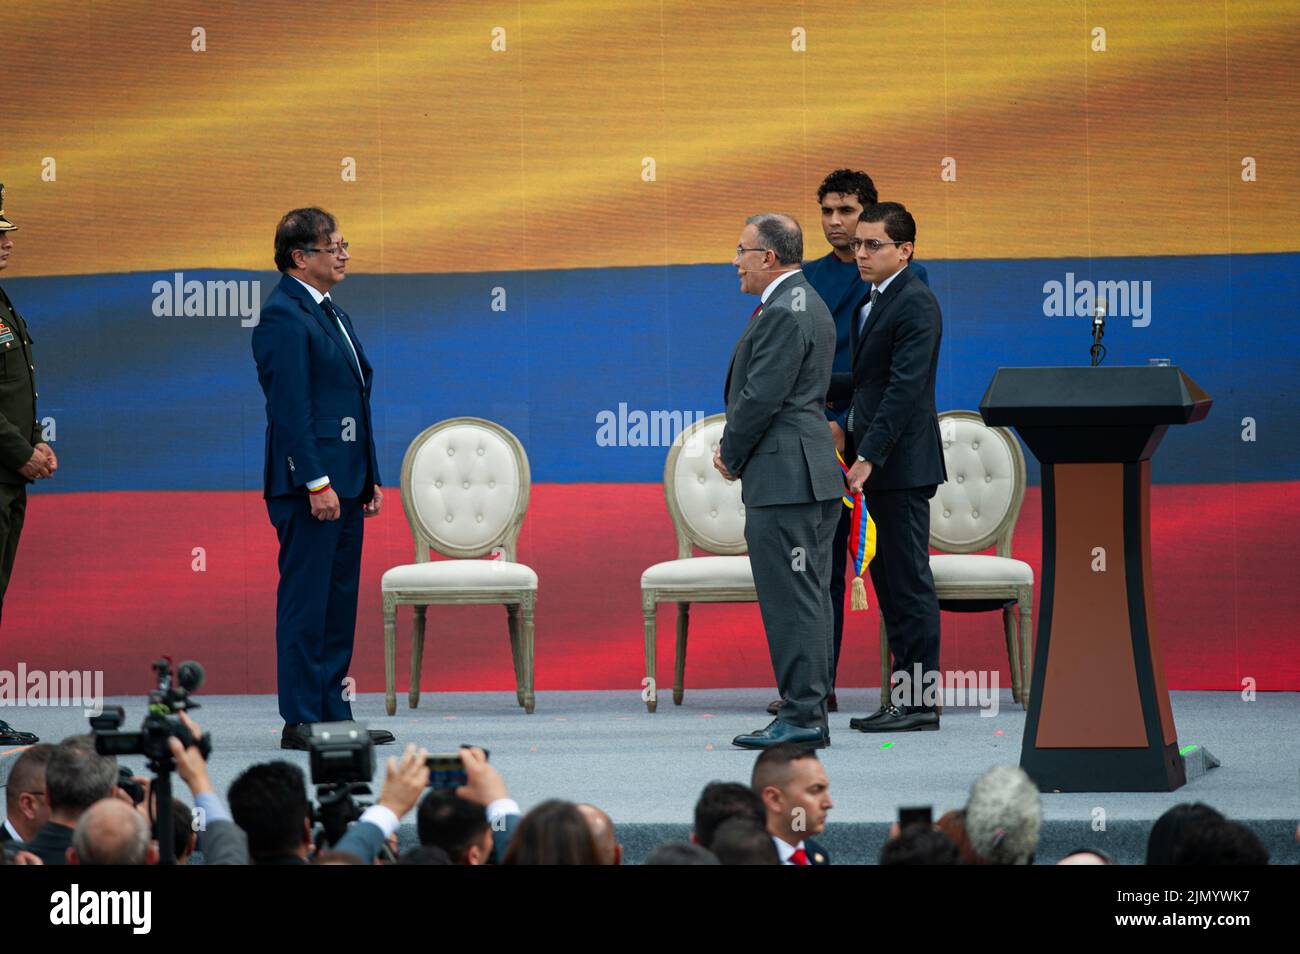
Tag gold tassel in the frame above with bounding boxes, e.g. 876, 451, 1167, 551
850, 575, 869, 611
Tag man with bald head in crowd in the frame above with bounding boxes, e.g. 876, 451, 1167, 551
68, 799, 157, 866
1, 742, 54, 844
577, 803, 622, 865
752, 743, 833, 865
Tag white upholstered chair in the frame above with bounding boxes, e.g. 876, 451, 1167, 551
640, 413, 753, 712
381, 417, 537, 715
878, 410, 1034, 708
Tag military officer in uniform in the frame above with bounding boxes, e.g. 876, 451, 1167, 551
0, 184, 54, 744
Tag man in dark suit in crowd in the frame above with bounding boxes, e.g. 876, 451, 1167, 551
252, 208, 392, 749
767, 168, 932, 718
0, 185, 58, 721
752, 743, 832, 864
21, 739, 120, 865
834, 202, 947, 733
718, 213, 842, 750
1, 743, 54, 844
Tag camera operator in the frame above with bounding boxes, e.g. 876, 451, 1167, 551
167, 711, 249, 865
228, 743, 429, 865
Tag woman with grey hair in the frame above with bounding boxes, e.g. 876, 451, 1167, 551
964, 765, 1042, 865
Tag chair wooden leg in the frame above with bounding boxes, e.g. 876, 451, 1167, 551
879, 618, 891, 708
382, 593, 398, 716
642, 591, 658, 712
1019, 590, 1034, 709
507, 604, 525, 707
1003, 605, 1023, 706
409, 606, 426, 709
519, 591, 536, 714
673, 602, 689, 705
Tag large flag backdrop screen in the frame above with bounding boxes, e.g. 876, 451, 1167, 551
4, 1, 1297, 694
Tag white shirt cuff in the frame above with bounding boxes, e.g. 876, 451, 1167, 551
358, 804, 401, 838
306, 476, 330, 491
486, 798, 520, 826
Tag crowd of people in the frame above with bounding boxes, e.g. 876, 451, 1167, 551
0, 717, 1278, 865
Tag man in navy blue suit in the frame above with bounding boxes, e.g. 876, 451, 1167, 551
252, 207, 393, 749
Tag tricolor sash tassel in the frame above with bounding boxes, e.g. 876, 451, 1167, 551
836, 450, 877, 612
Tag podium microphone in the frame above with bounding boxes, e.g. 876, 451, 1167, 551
1090, 300, 1107, 367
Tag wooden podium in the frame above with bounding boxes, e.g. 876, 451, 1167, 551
980, 366, 1212, 792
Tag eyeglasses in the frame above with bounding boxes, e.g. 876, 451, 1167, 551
848, 238, 905, 254
735, 245, 769, 257
302, 242, 350, 257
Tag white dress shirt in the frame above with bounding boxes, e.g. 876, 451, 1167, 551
760, 268, 802, 304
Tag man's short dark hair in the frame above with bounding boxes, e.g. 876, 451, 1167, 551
417, 791, 490, 862
399, 845, 453, 865
644, 842, 720, 865
1146, 802, 1225, 865
5, 743, 55, 809
817, 168, 879, 209
46, 742, 117, 815
880, 826, 960, 865
710, 818, 779, 865
745, 212, 803, 266
858, 201, 916, 253
751, 742, 820, 793
1171, 819, 1269, 865
274, 207, 337, 273
693, 782, 765, 850
228, 761, 310, 860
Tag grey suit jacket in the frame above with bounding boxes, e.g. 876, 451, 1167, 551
198, 818, 249, 865
721, 273, 842, 507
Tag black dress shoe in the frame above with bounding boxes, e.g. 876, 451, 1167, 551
733, 719, 827, 750
850, 705, 940, 733
367, 728, 396, 745
0, 720, 39, 745
848, 705, 893, 730
281, 723, 311, 750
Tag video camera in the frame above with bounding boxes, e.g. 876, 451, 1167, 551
307, 722, 378, 852
89, 658, 211, 865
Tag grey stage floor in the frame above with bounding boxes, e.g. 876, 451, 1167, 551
4, 689, 1298, 864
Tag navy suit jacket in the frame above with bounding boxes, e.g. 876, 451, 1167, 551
828, 266, 947, 492
252, 275, 380, 501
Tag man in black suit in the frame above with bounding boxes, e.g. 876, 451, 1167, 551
834, 202, 946, 733
252, 208, 391, 749
1, 743, 53, 844
22, 739, 120, 865
752, 744, 832, 864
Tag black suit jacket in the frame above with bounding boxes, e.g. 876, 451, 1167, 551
828, 267, 946, 491
805, 836, 831, 865
23, 820, 74, 865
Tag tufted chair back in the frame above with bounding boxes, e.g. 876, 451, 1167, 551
663, 413, 747, 558
399, 417, 531, 563
931, 410, 1026, 557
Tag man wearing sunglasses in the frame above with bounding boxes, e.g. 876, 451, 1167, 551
252, 208, 392, 750
832, 202, 946, 733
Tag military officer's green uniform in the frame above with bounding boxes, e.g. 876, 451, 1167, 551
0, 184, 43, 623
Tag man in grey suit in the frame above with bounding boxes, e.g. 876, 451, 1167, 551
717, 214, 843, 750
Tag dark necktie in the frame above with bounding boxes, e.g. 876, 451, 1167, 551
857, 288, 881, 335
321, 298, 362, 375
